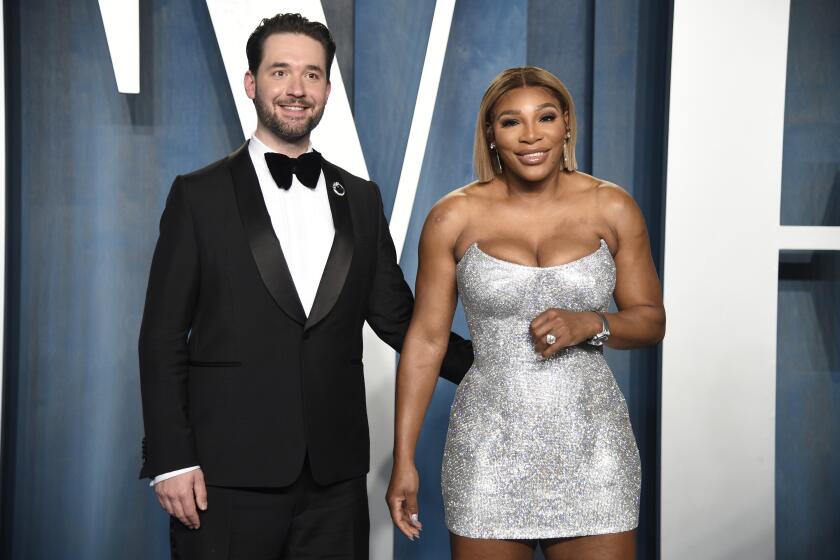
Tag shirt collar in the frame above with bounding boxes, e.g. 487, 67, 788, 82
249, 134, 314, 159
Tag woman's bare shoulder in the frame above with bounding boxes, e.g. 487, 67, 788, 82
569, 171, 625, 198
421, 183, 480, 244
579, 176, 636, 212
427, 181, 494, 224
582, 176, 646, 234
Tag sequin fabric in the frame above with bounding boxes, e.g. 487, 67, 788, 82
442, 239, 640, 539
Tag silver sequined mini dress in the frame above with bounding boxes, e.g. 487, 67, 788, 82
442, 239, 640, 539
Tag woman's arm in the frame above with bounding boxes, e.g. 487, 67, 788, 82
599, 184, 666, 348
386, 193, 467, 540
599, 186, 665, 348
531, 184, 665, 356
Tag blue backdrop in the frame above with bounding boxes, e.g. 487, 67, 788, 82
776, 1, 840, 558
2, 0, 242, 557
4, 1, 836, 559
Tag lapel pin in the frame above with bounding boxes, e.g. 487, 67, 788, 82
331, 181, 346, 197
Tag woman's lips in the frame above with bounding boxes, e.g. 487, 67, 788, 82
515, 150, 550, 165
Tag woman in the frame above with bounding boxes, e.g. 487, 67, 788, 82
386, 67, 665, 559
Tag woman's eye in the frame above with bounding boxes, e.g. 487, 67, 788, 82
540, 113, 557, 122
500, 119, 518, 128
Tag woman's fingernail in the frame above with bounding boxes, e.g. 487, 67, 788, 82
410, 513, 419, 525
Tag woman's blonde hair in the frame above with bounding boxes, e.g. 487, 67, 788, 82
474, 66, 578, 183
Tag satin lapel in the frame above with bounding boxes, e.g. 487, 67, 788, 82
229, 142, 306, 325
305, 160, 354, 331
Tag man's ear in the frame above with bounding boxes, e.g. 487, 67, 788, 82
244, 70, 256, 101
325, 80, 332, 103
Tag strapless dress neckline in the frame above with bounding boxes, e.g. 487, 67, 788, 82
459, 238, 610, 271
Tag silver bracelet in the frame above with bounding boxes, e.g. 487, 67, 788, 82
587, 312, 610, 346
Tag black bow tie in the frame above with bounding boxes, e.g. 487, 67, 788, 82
264, 151, 322, 190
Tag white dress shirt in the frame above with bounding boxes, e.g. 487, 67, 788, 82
151, 135, 335, 486
248, 135, 335, 315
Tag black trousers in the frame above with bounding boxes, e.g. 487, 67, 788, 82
170, 457, 369, 559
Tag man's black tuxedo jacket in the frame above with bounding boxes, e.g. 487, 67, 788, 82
139, 142, 472, 487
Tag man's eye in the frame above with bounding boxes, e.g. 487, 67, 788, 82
273, 70, 285, 77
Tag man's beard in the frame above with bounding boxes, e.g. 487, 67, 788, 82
254, 92, 325, 142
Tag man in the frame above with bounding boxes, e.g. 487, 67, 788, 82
138, 13, 471, 559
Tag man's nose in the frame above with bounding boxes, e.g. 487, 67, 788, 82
285, 75, 305, 97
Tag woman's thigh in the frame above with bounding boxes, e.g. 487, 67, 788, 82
450, 533, 536, 560
541, 530, 636, 560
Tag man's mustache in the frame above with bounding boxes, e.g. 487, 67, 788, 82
273, 98, 313, 109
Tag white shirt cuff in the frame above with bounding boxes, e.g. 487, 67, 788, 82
150, 465, 200, 487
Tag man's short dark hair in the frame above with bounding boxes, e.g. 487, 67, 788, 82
246, 13, 337, 80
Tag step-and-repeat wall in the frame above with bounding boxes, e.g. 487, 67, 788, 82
1, 1, 837, 558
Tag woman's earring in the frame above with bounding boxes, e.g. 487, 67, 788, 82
490, 142, 503, 173
562, 131, 572, 170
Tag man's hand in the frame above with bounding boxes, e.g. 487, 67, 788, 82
154, 468, 208, 529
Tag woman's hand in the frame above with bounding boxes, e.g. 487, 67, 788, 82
530, 308, 602, 358
386, 460, 423, 540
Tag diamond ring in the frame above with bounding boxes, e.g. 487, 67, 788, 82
545, 333, 556, 345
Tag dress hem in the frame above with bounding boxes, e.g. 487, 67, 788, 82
445, 522, 638, 541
